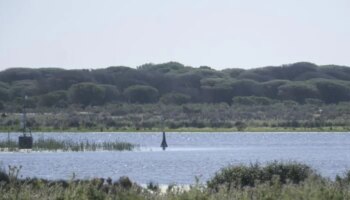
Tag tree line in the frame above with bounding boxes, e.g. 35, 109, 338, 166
1, 61, 350, 109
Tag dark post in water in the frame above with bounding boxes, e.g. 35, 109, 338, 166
160, 131, 168, 150
18, 95, 33, 149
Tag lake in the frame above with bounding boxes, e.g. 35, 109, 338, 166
1, 132, 350, 184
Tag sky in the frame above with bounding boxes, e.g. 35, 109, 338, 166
0, 0, 349, 70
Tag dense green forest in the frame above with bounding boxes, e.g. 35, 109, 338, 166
1, 62, 350, 131
1, 61, 350, 110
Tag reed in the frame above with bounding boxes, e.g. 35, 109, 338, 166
0, 140, 18, 151
0, 138, 137, 152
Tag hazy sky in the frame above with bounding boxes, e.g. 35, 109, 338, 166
0, 0, 349, 70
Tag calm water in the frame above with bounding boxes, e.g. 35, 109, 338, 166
1, 132, 350, 184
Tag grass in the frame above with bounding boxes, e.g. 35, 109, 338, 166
0, 138, 137, 152
1, 161, 350, 199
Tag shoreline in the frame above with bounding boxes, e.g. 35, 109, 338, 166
0, 126, 349, 133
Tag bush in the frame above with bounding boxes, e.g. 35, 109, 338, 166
235, 121, 247, 131
207, 161, 316, 192
116, 176, 133, 189
262, 161, 314, 184
207, 163, 261, 191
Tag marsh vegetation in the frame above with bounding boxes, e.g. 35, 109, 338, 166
0, 138, 137, 152
1, 162, 350, 199
1, 102, 350, 132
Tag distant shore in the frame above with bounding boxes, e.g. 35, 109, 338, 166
0, 126, 349, 133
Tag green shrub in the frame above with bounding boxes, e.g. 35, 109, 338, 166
207, 161, 316, 192
2, 163, 350, 199
116, 176, 133, 189
262, 161, 315, 184
235, 121, 247, 131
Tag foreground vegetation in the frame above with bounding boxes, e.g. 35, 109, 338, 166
1, 162, 350, 199
0, 138, 136, 152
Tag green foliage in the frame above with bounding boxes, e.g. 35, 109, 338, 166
283, 62, 318, 80
0, 82, 9, 101
101, 84, 121, 103
201, 78, 234, 103
0, 81, 10, 89
39, 90, 68, 107
335, 170, 350, 185
320, 65, 350, 81
0, 68, 41, 83
231, 79, 263, 97
238, 71, 272, 82
97, 67, 145, 90
234, 121, 247, 131
294, 71, 335, 81
0, 89, 9, 102
117, 176, 133, 189
9, 80, 39, 98
262, 80, 289, 99
207, 161, 316, 192
68, 82, 106, 106
221, 68, 245, 78
138, 61, 187, 74
160, 93, 191, 105
0, 62, 350, 106
123, 85, 159, 103
278, 82, 319, 103
313, 79, 350, 103
2, 162, 350, 199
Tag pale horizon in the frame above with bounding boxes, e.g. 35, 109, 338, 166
1, 0, 349, 71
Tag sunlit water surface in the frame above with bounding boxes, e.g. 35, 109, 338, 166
1, 132, 350, 184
